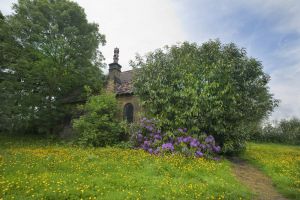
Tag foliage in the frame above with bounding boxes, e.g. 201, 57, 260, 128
132, 41, 278, 154
242, 143, 300, 199
131, 117, 221, 159
0, 0, 105, 134
72, 93, 122, 147
251, 118, 300, 145
0, 135, 253, 199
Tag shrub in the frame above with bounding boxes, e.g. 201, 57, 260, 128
251, 118, 300, 145
72, 93, 122, 147
131, 117, 221, 159
132, 41, 278, 154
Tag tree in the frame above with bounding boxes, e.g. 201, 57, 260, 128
251, 118, 300, 144
0, 0, 105, 134
132, 41, 278, 154
279, 118, 300, 144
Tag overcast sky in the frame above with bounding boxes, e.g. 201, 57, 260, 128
1, 0, 300, 121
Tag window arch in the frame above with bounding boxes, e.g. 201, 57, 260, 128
123, 103, 134, 123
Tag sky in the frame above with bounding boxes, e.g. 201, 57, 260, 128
1, 0, 300, 121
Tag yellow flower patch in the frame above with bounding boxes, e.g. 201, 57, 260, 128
0, 137, 253, 199
244, 143, 300, 199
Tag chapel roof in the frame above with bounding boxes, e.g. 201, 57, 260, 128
120, 70, 133, 82
115, 70, 134, 95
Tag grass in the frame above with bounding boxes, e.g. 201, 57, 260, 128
0, 135, 253, 199
242, 142, 300, 199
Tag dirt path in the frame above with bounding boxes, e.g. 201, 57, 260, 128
229, 157, 287, 200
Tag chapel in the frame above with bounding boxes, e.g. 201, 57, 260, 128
106, 48, 141, 122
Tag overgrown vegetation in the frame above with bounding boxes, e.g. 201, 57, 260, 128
1, 1, 280, 156
251, 118, 300, 145
72, 93, 122, 147
0, 0, 105, 135
133, 41, 278, 154
0, 135, 253, 199
242, 143, 300, 199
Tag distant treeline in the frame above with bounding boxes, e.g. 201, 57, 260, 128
251, 118, 300, 145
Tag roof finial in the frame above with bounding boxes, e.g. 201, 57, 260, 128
113, 47, 119, 63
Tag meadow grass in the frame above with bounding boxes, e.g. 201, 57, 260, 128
242, 143, 300, 199
0, 135, 253, 199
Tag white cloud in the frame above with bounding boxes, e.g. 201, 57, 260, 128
243, 0, 300, 34
1, 0, 187, 71
74, 0, 187, 71
0, 0, 15, 15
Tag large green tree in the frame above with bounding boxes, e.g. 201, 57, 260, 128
0, 0, 105, 134
133, 41, 278, 154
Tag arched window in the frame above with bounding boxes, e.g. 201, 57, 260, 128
123, 103, 134, 123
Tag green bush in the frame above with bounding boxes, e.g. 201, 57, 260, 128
251, 118, 300, 145
72, 93, 122, 147
132, 41, 278, 154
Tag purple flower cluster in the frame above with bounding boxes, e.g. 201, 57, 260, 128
132, 117, 221, 159
175, 134, 221, 157
162, 143, 174, 151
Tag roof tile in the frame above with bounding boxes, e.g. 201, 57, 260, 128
115, 70, 134, 95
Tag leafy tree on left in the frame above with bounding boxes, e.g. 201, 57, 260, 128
0, 0, 106, 134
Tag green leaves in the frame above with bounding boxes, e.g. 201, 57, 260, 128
72, 93, 122, 147
0, 0, 105, 134
132, 40, 278, 154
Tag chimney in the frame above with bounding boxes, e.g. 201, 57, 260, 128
108, 47, 122, 82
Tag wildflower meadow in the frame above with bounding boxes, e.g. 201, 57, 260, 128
0, 135, 252, 199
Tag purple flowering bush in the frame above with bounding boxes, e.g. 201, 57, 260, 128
131, 117, 221, 159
